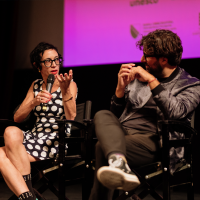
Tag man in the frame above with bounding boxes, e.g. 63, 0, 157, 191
89, 29, 200, 200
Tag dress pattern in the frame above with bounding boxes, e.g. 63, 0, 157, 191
23, 79, 70, 160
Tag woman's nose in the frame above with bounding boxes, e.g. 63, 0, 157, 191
51, 60, 57, 67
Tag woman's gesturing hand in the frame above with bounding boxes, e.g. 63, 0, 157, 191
56, 69, 73, 94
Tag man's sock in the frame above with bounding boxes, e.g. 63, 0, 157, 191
108, 153, 134, 173
108, 153, 127, 166
22, 174, 36, 199
18, 191, 35, 200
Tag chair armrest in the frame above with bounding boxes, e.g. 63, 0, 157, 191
158, 120, 196, 176
0, 119, 20, 126
83, 119, 93, 124
158, 120, 197, 137
56, 119, 87, 130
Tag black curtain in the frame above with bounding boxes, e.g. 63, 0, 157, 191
0, 0, 20, 118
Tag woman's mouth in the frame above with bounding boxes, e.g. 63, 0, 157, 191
51, 70, 58, 75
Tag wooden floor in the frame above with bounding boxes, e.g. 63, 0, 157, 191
1, 179, 200, 200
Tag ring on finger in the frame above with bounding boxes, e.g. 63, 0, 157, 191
40, 97, 42, 101
41, 90, 44, 93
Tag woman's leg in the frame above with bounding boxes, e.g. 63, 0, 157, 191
1, 126, 39, 197
0, 146, 29, 196
4, 126, 33, 175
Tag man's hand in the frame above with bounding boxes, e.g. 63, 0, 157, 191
116, 64, 159, 98
130, 66, 155, 83
116, 64, 135, 98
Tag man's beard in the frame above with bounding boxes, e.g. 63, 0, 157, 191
146, 63, 163, 77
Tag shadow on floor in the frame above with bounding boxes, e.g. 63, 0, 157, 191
1, 178, 200, 200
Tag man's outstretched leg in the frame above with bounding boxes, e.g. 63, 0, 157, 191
91, 110, 140, 195
90, 110, 160, 198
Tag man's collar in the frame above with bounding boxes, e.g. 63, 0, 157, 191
157, 67, 180, 83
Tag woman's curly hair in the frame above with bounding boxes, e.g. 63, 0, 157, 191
30, 42, 62, 71
136, 29, 183, 66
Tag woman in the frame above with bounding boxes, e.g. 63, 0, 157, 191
0, 42, 77, 200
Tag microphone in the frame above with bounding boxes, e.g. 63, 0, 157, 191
42, 74, 55, 111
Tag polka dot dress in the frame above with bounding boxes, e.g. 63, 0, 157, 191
23, 79, 71, 160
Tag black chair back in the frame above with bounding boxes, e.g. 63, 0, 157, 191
72, 101, 92, 131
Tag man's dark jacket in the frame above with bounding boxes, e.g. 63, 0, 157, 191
111, 67, 200, 173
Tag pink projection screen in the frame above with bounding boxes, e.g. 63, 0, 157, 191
63, 0, 200, 67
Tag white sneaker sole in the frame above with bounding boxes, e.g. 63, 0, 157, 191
97, 166, 140, 191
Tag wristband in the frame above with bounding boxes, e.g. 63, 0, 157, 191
148, 78, 157, 85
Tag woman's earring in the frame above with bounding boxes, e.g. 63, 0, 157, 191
38, 68, 40, 73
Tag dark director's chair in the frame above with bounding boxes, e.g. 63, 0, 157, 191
0, 100, 93, 200
113, 113, 197, 200
55, 100, 93, 200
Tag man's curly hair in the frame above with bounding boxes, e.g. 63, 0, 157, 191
136, 29, 183, 66
30, 42, 62, 71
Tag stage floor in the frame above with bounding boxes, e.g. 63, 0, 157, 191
1, 179, 200, 200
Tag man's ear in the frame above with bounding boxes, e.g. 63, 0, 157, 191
160, 57, 168, 65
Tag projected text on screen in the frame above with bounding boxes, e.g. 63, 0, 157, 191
63, 0, 200, 67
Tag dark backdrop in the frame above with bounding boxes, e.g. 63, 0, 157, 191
0, 0, 63, 118
9, 59, 200, 120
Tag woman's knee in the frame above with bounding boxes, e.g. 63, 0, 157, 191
4, 126, 23, 148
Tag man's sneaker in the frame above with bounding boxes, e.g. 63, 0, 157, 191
97, 156, 140, 191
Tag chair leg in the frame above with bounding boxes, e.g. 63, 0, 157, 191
82, 168, 93, 200
138, 184, 163, 200
58, 121, 67, 200
163, 181, 170, 200
187, 165, 194, 200
114, 190, 136, 200
137, 188, 149, 199
131, 194, 142, 200
149, 190, 163, 200
35, 179, 49, 194
187, 182, 194, 200
136, 177, 163, 200
33, 188, 48, 200
112, 190, 119, 200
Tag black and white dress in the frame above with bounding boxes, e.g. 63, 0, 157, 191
23, 79, 71, 160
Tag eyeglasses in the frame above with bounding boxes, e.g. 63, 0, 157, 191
40, 57, 63, 67
143, 53, 156, 60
